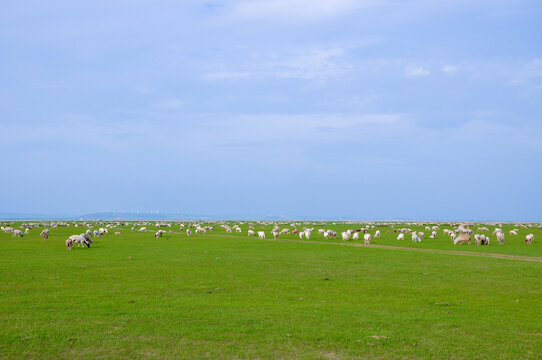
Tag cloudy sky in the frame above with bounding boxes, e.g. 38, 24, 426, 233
1, 1, 541, 220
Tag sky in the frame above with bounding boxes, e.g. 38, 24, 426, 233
1, 0, 541, 220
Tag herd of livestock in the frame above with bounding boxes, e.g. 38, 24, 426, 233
1, 220, 538, 249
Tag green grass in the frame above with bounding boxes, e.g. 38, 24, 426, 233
1, 222, 541, 359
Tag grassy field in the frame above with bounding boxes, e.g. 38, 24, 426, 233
1, 221, 541, 359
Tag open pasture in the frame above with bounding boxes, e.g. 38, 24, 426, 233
1, 221, 542, 359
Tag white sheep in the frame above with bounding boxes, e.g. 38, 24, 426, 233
374, 230, 381, 238
155, 230, 164, 238
186, 229, 192, 236
509, 230, 518, 236
258, 231, 266, 240
526, 234, 534, 244
13, 229, 24, 237
418, 232, 424, 240
496, 231, 505, 245
342, 231, 351, 241
248, 230, 255, 236
139, 227, 147, 232
397, 233, 405, 241
364, 233, 371, 244
40, 229, 50, 240
352, 232, 359, 241
411, 232, 421, 242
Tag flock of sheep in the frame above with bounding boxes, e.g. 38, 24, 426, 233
1, 220, 538, 249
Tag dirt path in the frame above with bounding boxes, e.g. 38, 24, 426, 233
188, 233, 542, 263
270, 238, 542, 263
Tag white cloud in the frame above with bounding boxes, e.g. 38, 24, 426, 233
510, 59, 542, 85
405, 66, 430, 77
156, 99, 184, 109
229, 0, 380, 21
204, 71, 250, 81
441, 65, 458, 73
270, 47, 349, 80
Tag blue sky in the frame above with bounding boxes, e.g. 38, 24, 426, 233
1, 0, 541, 220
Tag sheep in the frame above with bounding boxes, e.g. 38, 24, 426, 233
66, 238, 73, 249
397, 233, 405, 241
68, 235, 90, 248
114, 232, 121, 235
364, 233, 371, 244
292, 228, 299, 235
258, 231, 266, 240
526, 234, 534, 244
299, 231, 305, 239
509, 230, 518, 236
454, 234, 471, 245
429, 231, 437, 239
235, 227, 242, 233
186, 229, 192, 236
272, 230, 279, 240
496, 231, 505, 245
13, 229, 23, 237
139, 227, 147, 232
40, 229, 50, 240
411, 232, 421, 243
304, 228, 314, 240
352, 232, 359, 241
98, 228, 106, 237
24, 227, 30, 234
279, 229, 290, 235
86, 229, 92, 237
418, 232, 424, 241
478, 227, 489, 232
318, 229, 325, 235
341, 231, 351, 241
155, 230, 164, 238
374, 230, 381, 238
248, 230, 255, 236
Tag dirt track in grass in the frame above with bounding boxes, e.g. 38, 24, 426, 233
269, 238, 542, 263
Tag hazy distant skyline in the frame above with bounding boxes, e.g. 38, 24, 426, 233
1, 1, 541, 221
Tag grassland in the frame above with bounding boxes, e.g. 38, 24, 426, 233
1, 221, 541, 359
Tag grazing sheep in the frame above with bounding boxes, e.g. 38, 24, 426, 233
186, 229, 192, 236
411, 232, 421, 242
496, 231, 505, 245
364, 233, 371, 244
69, 235, 90, 248
114, 232, 121, 235
454, 234, 471, 245
304, 228, 314, 240
235, 227, 242, 233
418, 232, 425, 240
526, 234, 534, 244
342, 231, 351, 241
13, 229, 23, 237
40, 229, 50, 240
139, 227, 147, 232
430, 230, 437, 239
374, 230, 381, 238
299, 231, 304, 239
155, 230, 164, 238
509, 230, 518, 236
272, 230, 279, 240
280, 229, 290, 235
248, 230, 255, 236
65, 238, 73, 249
24, 228, 30, 234
474, 234, 489, 245
258, 231, 266, 240
352, 232, 359, 241
397, 233, 405, 241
